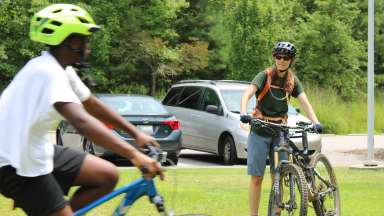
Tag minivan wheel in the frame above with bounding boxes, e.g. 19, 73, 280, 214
83, 139, 95, 155
222, 136, 236, 165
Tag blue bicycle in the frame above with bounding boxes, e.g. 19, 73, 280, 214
74, 145, 207, 216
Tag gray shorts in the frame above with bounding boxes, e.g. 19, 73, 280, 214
247, 131, 287, 176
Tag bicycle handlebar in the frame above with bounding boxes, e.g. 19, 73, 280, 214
139, 145, 163, 175
142, 144, 163, 162
249, 118, 317, 133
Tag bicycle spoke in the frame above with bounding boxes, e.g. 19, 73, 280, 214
271, 164, 308, 216
310, 153, 340, 216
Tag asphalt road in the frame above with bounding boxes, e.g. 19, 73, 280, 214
177, 135, 384, 167
174, 135, 384, 167
50, 132, 384, 167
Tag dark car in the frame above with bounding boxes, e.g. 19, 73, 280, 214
56, 94, 182, 164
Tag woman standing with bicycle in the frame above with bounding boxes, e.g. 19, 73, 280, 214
240, 41, 322, 216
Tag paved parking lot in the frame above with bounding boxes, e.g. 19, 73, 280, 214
321, 135, 384, 166
50, 132, 384, 167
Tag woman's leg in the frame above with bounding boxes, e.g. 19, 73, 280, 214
249, 175, 264, 216
247, 131, 270, 216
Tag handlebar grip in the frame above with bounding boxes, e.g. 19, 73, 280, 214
296, 121, 311, 126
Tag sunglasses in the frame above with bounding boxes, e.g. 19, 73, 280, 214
275, 55, 292, 61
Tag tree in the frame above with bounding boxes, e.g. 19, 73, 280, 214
225, 0, 301, 80
294, 0, 365, 98
224, 0, 366, 99
0, 0, 48, 91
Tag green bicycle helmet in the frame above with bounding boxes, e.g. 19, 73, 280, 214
30, 4, 100, 46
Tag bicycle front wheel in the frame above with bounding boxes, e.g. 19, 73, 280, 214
268, 163, 309, 216
310, 153, 340, 216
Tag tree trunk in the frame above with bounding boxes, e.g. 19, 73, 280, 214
151, 71, 157, 96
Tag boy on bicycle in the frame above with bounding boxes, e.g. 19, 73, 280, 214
240, 41, 321, 216
0, 4, 163, 216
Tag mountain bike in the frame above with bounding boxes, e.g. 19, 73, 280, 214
249, 119, 340, 216
74, 145, 208, 216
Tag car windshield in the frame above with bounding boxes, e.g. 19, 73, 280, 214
287, 105, 298, 115
220, 89, 256, 114
99, 96, 169, 115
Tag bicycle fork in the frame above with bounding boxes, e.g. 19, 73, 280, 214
112, 179, 169, 216
272, 131, 296, 212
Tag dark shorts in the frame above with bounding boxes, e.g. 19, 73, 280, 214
0, 145, 86, 216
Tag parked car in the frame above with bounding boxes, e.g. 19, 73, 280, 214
161, 80, 322, 165
56, 94, 182, 164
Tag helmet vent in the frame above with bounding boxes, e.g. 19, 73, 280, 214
77, 17, 89, 24
52, 9, 62, 13
71, 8, 79, 11
36, 17, 42, 22
42, 28, 54, 34
50, 21, 62, 26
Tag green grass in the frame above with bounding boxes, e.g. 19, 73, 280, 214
1, 167, 383, 216
291, 84, 384, 134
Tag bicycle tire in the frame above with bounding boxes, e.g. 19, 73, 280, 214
309, 153, 340, 216
268, 163, 309, 216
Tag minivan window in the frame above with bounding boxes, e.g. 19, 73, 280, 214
178, 86, 203, 109
220, 89, 256, 114
162, 87, 183, 106
200, 88, 220, 111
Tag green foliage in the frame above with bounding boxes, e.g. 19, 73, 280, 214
225, 0, 366, 99
290, 83, 384, 134
0, 0, 44, 90
294, 5, 365, 98
1, 0, 384, 133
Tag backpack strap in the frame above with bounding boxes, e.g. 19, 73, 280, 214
256, 68, 273, 103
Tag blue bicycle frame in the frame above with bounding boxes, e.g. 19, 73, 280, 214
74, 177, 164, 216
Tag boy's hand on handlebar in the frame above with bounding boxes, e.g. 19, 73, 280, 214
135, 132, 160, 148
240, 114, 252, 124
131, 151, 165, 180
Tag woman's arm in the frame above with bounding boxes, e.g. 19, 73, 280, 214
297, 92, 320, 124
241, 84, 258, 114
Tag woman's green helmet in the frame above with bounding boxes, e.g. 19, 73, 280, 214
30, 4, 100, 45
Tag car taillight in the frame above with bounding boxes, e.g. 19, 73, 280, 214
163, 120, 180, 130
104, 123, 114, 129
